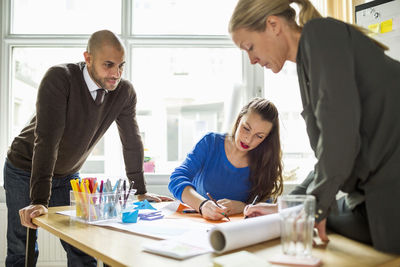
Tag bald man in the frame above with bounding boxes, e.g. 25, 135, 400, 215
4, 30, 172, 267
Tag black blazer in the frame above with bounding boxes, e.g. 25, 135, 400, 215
296, 17, 400, 253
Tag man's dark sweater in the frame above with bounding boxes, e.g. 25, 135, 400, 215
7, 62, 146, 206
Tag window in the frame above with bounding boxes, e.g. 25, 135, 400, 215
131, 47, 242, 172
0, 0, 244, 184
11, 0, 121, 34
11, 47, 85, 137
264, 62, 316, 181
263, 1, 326, 181
1, 0, 326, 185
132, 0, 237, 35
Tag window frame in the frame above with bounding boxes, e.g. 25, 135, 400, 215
0, 0, 328, 185
0, 0, 264, 185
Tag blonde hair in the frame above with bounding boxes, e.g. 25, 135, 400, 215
229, 0, 388, 50
229, 0, 321, 33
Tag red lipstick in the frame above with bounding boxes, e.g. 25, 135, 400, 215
240, 141, 249, 149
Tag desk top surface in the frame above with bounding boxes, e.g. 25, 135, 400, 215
33, 206, 400, 267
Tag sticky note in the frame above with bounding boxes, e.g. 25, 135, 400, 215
213, 251, 270, 267
381, 19, 393, 33
122, 209, 139, 223
176, 202, 192, 212
133, 199, 156, 210
368, 23, 380, 34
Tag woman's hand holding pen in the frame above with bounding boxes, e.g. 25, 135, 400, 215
200, 200, 229, 221
243, 203, 278, 218
216, 199, 246, 215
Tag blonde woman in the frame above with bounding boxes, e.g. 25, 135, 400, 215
230, 0, 400, 254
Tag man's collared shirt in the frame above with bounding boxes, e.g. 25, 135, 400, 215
83, 65, 107, 101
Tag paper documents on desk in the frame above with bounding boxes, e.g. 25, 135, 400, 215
142, 229, 213, 259
58, 201, 282, 258
57, 201, 212, 240
141, 212, 281, 258
91, 201, 212, 240
208, 206, 306, 253
96, 218, 211, 239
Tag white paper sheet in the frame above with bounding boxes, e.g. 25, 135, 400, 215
58, 202, 290, 255
142, 229, 213, 259
95, 218, 211, 239
56, 202, 212, 240
208, 213, 281, 253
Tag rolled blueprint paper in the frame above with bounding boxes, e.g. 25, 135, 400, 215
209, 213, 280, 253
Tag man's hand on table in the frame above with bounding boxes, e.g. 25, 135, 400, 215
19, 204, 48, 229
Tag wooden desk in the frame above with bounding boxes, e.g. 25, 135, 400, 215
26, 206, 400, 267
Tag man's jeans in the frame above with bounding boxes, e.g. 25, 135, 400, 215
4, 159, 97, 267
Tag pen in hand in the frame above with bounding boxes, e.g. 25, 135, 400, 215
244, 195, 259, 219
182, 209, 198, 214
206, 192, 230, 221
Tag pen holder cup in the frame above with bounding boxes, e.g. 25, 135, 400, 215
70, 190, 137, 222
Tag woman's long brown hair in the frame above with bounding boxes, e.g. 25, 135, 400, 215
230, 98, 283, 203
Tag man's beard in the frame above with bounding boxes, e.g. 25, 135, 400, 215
90, 67, 120, 90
